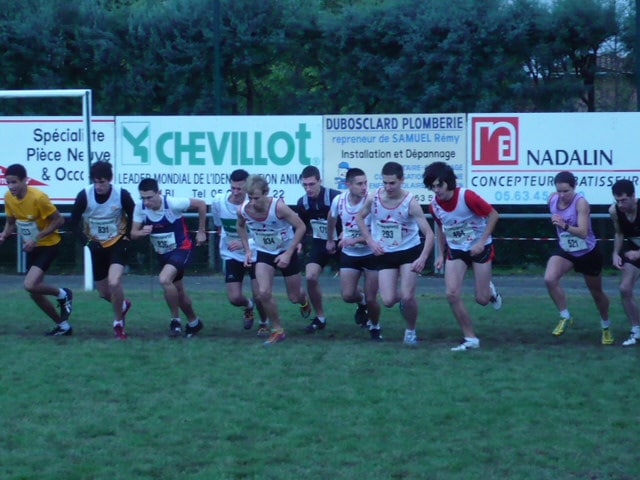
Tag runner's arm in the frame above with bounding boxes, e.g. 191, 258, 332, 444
277, 200, 306, 257
609, 203, 624, 268
189, 198, 208, 245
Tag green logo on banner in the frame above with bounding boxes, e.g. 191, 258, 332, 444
122, 123, 150, 164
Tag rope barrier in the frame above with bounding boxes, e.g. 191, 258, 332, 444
494, 237, 615, 242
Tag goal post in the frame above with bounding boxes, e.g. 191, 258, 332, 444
0, 89, 94, 291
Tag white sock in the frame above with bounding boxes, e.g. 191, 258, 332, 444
247, 299, 254, 309
631, 325, 640, 335
113, 320, 124, 327
57, 289, 67, 299
601, 319, 611, 329
58, 321, 70, 330
559, 309, 571, 319
188, 319, 200, 327
464, 337, 480, 345
317, 316, 326, 323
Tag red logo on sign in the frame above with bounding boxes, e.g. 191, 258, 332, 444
0, 166, 48, 186
472, 117, 518, 166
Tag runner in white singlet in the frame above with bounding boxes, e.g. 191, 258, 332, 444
211, 169, 268, 335
237, 175, 307, 346
356, 162, 434, 345
326, 168, 382, 340
424, 161, 502, 352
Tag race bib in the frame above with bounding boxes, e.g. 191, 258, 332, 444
311, 219, 336, 240
343, 226, 365, 248
559, 231, 588, 252
375, 221, 401, 247
150, 232, 177, 254
89, 218, 118, 241
253, 230, 284, 252
444, 224, 476, 247
16, 220, 39, 242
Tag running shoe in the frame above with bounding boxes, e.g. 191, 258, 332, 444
304, 317, 326, 333
46, 324, 73, 336
263, 328, 286, 345
169, 319, 182, 337
451, 339, 480, 351
354, 303, 368, 325
185, 319, 204, 338
489, 282, 502, 310
622, 332, 640, 346
403, 330, 418, 345
552, 317, 572, 336
243, 305, 255, 330
114, 324, 128, 340
369, 327, 383, 341
601, 328, 614, 345
256, 323, 270, 337
58, 288, 73, 322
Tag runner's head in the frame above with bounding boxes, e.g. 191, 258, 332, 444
90, 161, 113, 195
554, 171, 576, 203
423, 161, 456, 191
5, 163, 28, 199
301, 165, 322, 198
423, 161, 456, 201
229, 169, 249, 203
346, 168, 368, 198
245, 174, 270, 212
381, 162, 403, 196
612, 179, 636, 213
138, 178, 163, 210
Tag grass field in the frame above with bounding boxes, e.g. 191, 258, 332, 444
1, 279, 639, 480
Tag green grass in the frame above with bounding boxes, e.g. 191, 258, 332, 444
1, 283, 639, 480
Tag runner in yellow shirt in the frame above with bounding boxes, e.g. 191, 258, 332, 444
0, 164, 73, 335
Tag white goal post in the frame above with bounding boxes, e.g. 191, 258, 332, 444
0, 89, 94, 291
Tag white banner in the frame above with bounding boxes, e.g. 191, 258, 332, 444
115, 116, 322, 202
468, 113, 640, 205
323, 114, 466, 204
0, 117, 115, 203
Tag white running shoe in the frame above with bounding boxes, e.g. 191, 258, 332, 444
403, 330, 418, 345
451, 338, 480, 351
622, 333, 640, 347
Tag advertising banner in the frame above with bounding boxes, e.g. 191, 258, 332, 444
115, 116, 323, 202
323, 114, 466, 203
468, 113, 640, 205
0, 117, 115, 203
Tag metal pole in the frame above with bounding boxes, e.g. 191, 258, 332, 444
82, 90, 94, 291
84, 90, 92, 167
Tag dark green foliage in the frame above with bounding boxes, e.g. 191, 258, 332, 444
0, 0, 632, 115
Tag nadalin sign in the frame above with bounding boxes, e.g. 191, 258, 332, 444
468, 112, 640, 205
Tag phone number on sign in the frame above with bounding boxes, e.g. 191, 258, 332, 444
491, 190, 551, 203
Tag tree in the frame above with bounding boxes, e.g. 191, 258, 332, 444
0, 0, 630, 115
